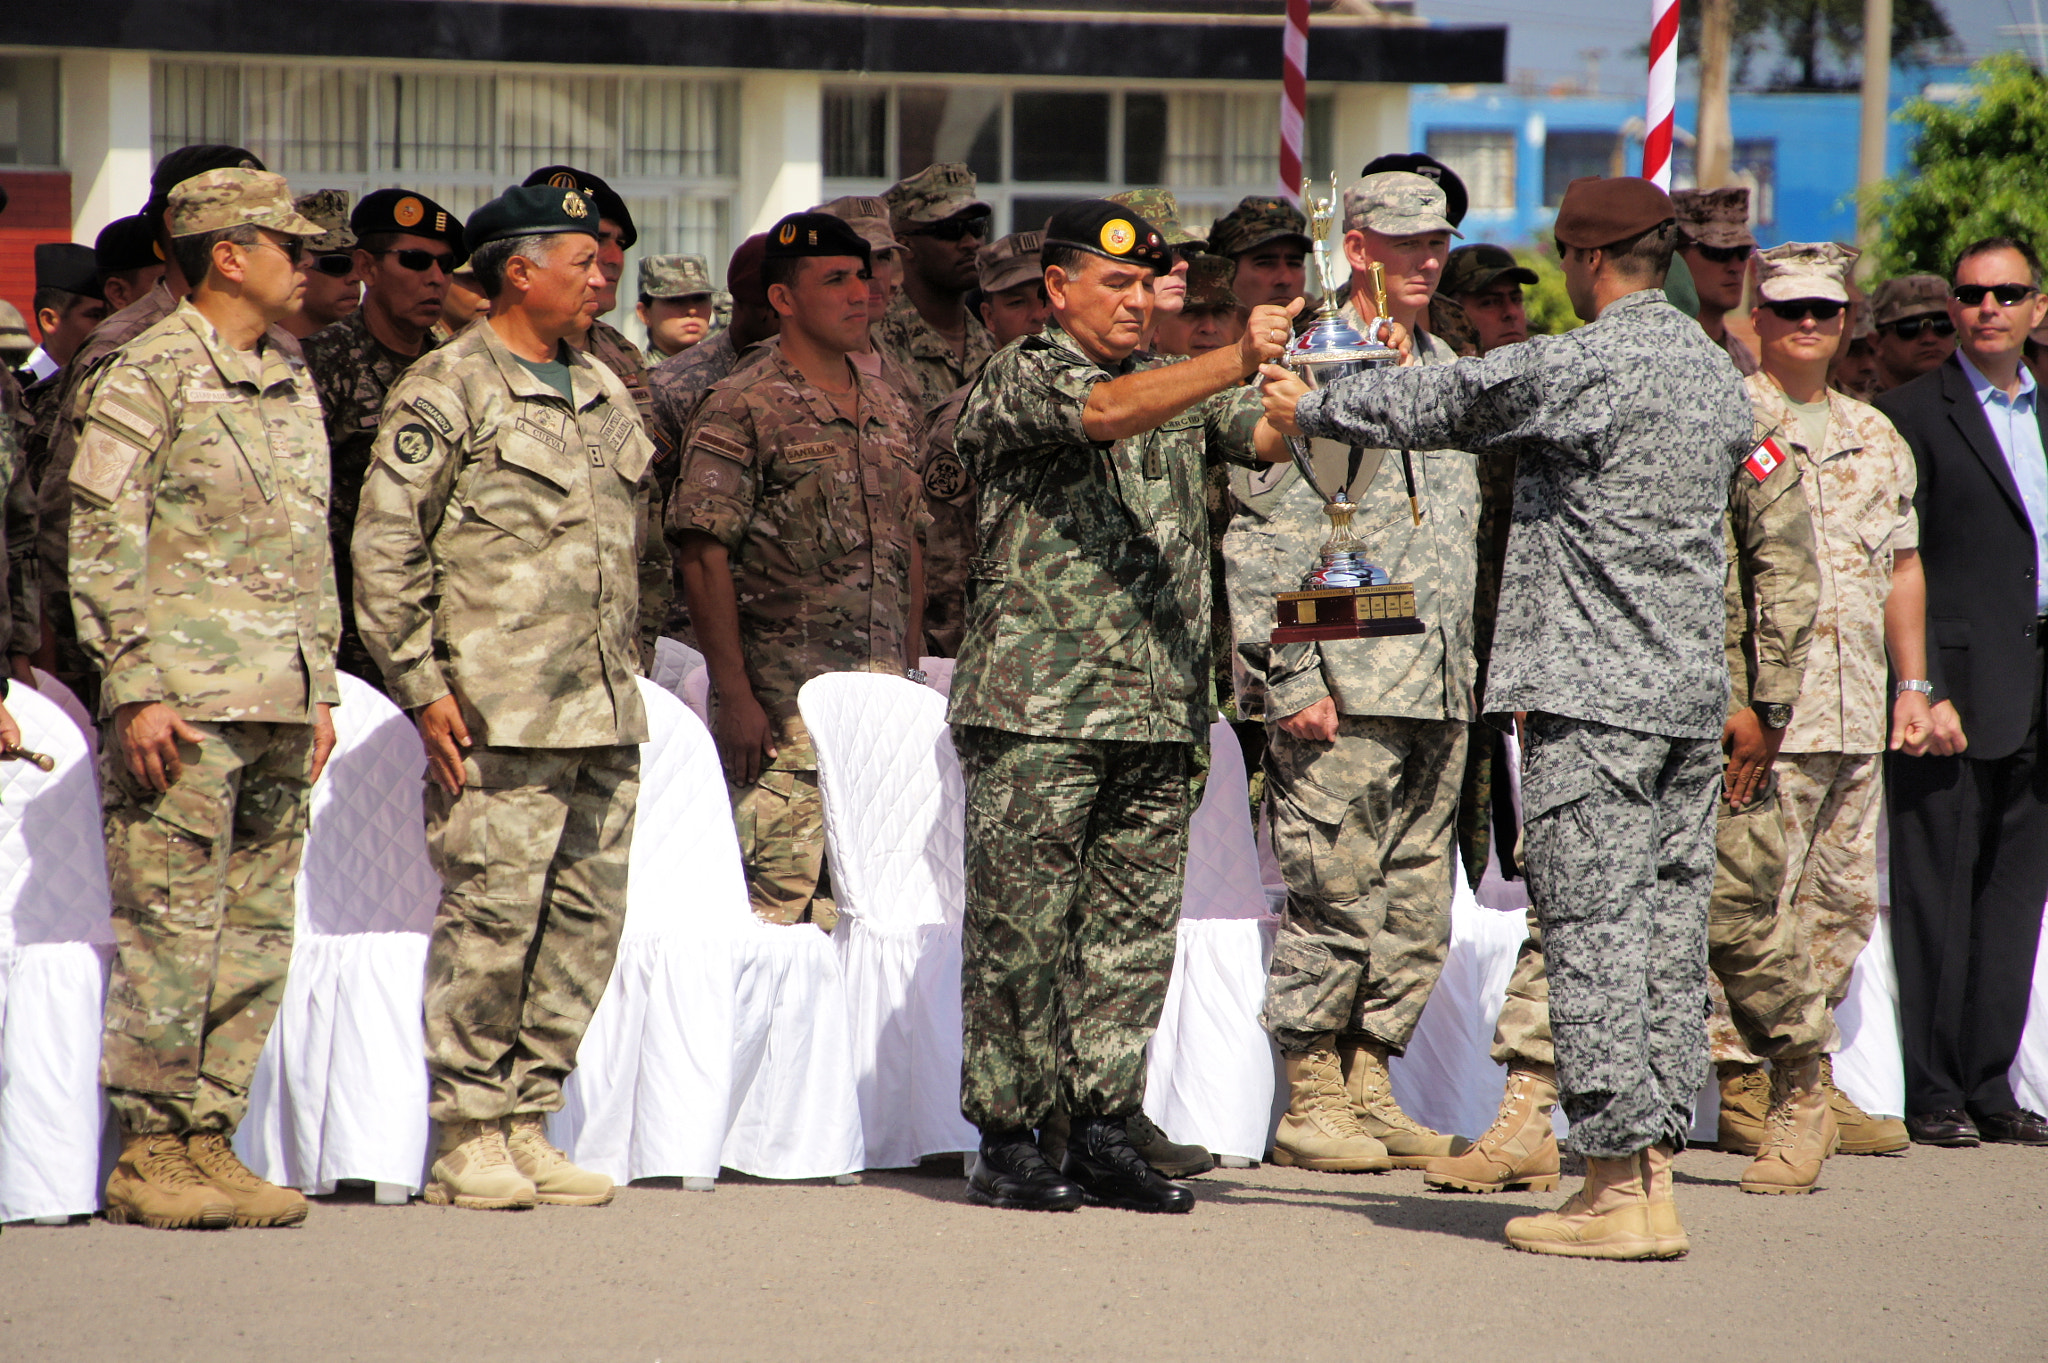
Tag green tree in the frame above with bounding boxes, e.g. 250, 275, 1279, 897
1516, 244, 1582, 335
1675, 0, 1955, 91
1865, 53, 2048, 280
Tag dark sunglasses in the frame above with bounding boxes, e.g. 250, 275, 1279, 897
309, 252, 355, 278
911, 213, 992, 243
368, 247, 458, 275
252, 237, 304, 266
1952, 283, 2039, 308
1883, 315, 1956, 340
1764, 299, 1845, 322
1691, 243, 1753, 264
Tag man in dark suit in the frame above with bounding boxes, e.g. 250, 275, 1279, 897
1876, 236, 2048, 1148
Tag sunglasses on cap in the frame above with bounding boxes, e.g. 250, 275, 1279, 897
368, 247, 458, 275
1952, 283, 2039, 308
1883, 315, 1956, 340
1763, 299, 1845, 322
909, 212, 993, 243
1691, 243, 1753, 264
309, 252, 355, 278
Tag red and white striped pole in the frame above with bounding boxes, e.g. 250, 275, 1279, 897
1280, 0, 1309, 203
1643, 0, 1681, 187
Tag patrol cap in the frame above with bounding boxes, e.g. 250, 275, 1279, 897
1182, 253, 1247, 312
293, 190, 356, 253
1871, 274, 1950, 327
1672, 186, 1755, 250
1553, 176, 1674, 251
1441, 243, 1537, 297
1361, 152, 1470, 228
1755, 241, 1857, 304
352, 188, 467, 266
144, 145, 265, 221
764, 212, 872, 271
94, 215, 162, 274
1042, 199, 1170, 274
1343, 171, 1462, 240
34, 243, 102, 300
639, 254, 713, 300
521, 165, 636, 246
465, 184, 603, 251
168, 169, 325, 239
885, 162, 989, 226
1106, 189, 1204, 249
976, 231, 1045, 295
1207, 195, 1310, 261
727, 233, 770, 308
0, 301, 29, 353
814, 196, 905, 257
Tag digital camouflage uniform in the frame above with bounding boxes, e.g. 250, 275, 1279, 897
70, 300, 341, 1136
667, 342, 926, 930
950, 320, 1263, 1131
352, 317, 652, 1124
1295, 288, 1751, 1157
303, 307, 443, 688
585, 317, 673, 670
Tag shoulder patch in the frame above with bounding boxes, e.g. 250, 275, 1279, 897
922, 452, 969, 500
412, 396, 456, 438
94, 391, 163, 448
393, 423, 437, 465
71, 425, 147, 505
688, 426, 751, 464
601, 408, 635, 452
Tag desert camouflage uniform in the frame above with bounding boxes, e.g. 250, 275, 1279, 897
667, 344, 925, 929
950, 320, 1262, 1130
873, 290, 995, 415
69, 300, 340, 1136
1295, 288, 1750, 1157
303, 307, 442, 688
917, 385, 972, 657
352, 318, 651, 1123
585, 317, 673, 669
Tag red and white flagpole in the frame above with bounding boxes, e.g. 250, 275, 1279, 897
1643, 0, 1680, 187
1280, 0, 1309, 203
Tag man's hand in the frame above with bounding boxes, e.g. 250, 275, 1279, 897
7, 655, 34, 688
0, 701, 21, 755
714, 688, 778, 787
116, 700, 206, 793
1888, 690, 1935, 757
1925, 698, 1968, 757
1258, 364, 1313, 438
1721, 706, 1785, 808
1376, 318, 1416, 365
310, 703, 337, 784
415, 695, 472, 795
1277, 695, 1339, 744
1237, 298, 1307, 374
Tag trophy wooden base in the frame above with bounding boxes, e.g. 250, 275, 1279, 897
1271, 582, 1425, 645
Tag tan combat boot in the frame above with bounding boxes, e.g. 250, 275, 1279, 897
424, 1120, 538, 1210
1423, 1063, 1560, 1193
1340, 1036, 1471, 1168
104, 1132, 236, 1230
185, 1133, 309, 1227
1638, 1142, 1689, 1257
1270, 1037, 1393, 1172
1740, 1056, 1840, 1194
1716, 1060, 1770, 1155
507, 1114, 615, 1206
1820, 1055, 1909, 1155
1505, 1153, 1675, 1260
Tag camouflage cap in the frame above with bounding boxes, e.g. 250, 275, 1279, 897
1343, 171, 1462, 240
1755, 240, 1857, 304
976, 231, 1045, 295
1441, 242, 1538, 297
1106, 189, 1204, 249
1182, 253, 1246, 312
639, 253, 713, 299
814, 195, 906, 255
1207, 195, 1310, 261
885, 163, 989, 226
1672, 186, 1755, 250
0, 300, 29, 350
1871, 273, 1950, 327
169, 169, 325, 239
293, 189, 356, 253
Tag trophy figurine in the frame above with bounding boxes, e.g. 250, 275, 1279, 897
1269, 176, 1425, 646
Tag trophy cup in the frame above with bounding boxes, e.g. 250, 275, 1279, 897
1269, 176, 1426, 646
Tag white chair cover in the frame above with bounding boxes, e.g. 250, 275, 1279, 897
553, 679, 864, 1182
2012, 906, 2048, 1115
237, 674, 438, 1193
0, 683, 114, 1222
31, 668, 96, 756
651, 638, 712, 726
800, 672, 978, 1167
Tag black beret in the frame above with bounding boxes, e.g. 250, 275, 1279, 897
95, 215, 163, 274
1361, 152, 1470, 228
144, 145, 264, 219
1042, 199, 1170, 274
764, 212, 872, 269
35, 243, 103, 300
521, 165, 634, 247
466, 184, 604, 251
352, 189, 467, 267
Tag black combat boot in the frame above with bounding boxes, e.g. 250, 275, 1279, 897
1063, 1116, 1195, 1214
968, 1128, 1083, 1211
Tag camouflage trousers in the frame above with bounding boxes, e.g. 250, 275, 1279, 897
1517, 714, 1720, 1158
1261, 715, 1466, 1054
730, 767, 836, 932
423, 743, 637, 1123
956, 726, 1192, 1132
99, 720, 315, 1135
1495, 773, 1835, 1069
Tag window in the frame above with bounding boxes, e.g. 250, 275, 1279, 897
824, 87, 888, 179
1669, 138, 1779, 226
242, 67, 369, 175
1425, 129, 1515, 214
1543, 130, 1614, 207
896, 85, 1002, 185
1012, 91, 1110, 183
1124, 92, 1166, 185
0, 56, 61, 165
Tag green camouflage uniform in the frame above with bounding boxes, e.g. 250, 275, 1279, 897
949, 320, 1262, 1131
666, 341, 926, 930
585, 317, 673, 670
70, 300, 341, 1136
352, 318, 651, 1124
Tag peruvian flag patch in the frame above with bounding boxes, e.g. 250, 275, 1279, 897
1744, 434, 1786, 484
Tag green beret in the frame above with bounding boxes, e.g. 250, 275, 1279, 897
522, 165, 635, 247
1042, 199, 1170, 274
353, 188, 467, 267
764, 212, 872, 269
465, 185, 602, 252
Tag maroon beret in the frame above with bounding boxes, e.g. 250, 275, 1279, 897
1553, 176, 1675, 250
726, 233, 769, 308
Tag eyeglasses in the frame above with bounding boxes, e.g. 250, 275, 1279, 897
1952, 283, 2039, 308
1764, 299, 1845, 322
910, 213, 992, 243
1883, 315, 1956, 340
1691, 243, 1753, 265
309, 252, 355, 278
250, 237, 304, 267
368, 247, 458, 275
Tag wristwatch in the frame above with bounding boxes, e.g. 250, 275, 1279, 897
1895, 679, 1934, 698
1752, 700, 1792, 730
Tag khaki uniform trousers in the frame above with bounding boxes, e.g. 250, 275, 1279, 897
730, 767, 836, 932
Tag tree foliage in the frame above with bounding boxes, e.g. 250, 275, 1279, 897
1676, 0, 1955, 91
1866, 53, 2048, 280
1517, 244, 1583, 335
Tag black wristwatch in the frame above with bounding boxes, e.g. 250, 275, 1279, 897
1752, 700, 1792, 730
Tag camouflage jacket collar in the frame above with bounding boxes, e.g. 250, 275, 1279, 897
884, 289, 994, 362
765, 341, 895, 431
474, 318, 610, 412
1745, 370, 1866, 462
330, 301, 443, 365
1591, 287, 1671, 326
1030, 317, 1135, 379
167, 297, 302, 394
587, 318, 646, 374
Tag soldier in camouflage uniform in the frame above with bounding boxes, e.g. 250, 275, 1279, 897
648, 235, 777, 493
1673, 188, 1760, 377
815, 195, 925, 403
950, 199, 1298, 1215
70, 170, 335, 1231
1868, 274, 1956, 394
303, 188, 465, 689
635, 254, 716, 359
669, 213, 925, 933
1209, 195, 1312, 312
1264, 176, 1750, 1259
279, 190, 358, 340
353, 185, 653, 1212
877, 163, 996, 413
1105, 189, 1202, 357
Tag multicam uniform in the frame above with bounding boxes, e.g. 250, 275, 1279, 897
916, 386, 972, 657
69, 300, 340, 1136
352, 318, 651, 1124
666, 342, 926, 929
873, 291, 995, 416
585, 317, 673, 669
